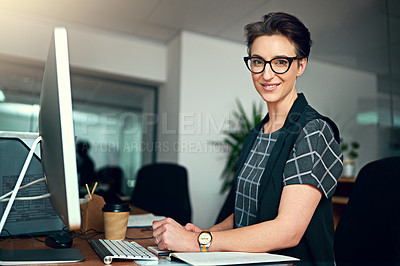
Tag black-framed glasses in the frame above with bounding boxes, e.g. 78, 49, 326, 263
243, 56, 298, 74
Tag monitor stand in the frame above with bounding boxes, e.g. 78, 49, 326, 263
0, 136, 84, 264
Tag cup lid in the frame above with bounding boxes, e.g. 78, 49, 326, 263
102, 203, 131, 212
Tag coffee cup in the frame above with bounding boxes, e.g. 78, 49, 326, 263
102, 203, 131, 240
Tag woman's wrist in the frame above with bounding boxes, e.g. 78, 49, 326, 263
208, 222, 232, 232
210, 214, 234, 232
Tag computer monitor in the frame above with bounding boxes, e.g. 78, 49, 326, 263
0, 27, 84, 264
39, 27, 81, 231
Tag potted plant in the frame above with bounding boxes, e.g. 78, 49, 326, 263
341, 141, 360, 177
220, 100, 264, 193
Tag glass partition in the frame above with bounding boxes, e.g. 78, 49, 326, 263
308, 0, 399, 175
0, 56, 157, 198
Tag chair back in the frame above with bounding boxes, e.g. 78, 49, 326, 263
95, 166, 124, 204
131, 163, 192, 225
334, 157, 400, 265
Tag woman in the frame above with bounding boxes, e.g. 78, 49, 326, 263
152, 12, 343, 263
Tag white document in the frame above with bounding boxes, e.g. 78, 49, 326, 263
127, 213, 166, 227
170, 252, 299, 265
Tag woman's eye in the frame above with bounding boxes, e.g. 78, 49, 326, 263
275, 59, 288, 66
252, 59, 264, 66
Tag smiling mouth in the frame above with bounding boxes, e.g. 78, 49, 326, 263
261, 83, 279, 91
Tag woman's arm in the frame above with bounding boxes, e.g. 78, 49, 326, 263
153, 184, 321, 252
210, 184, 322, 252
184, 213, 234, 233
208, 214, 234, 232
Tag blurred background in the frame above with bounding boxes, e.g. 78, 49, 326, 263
0, 0, 398, 227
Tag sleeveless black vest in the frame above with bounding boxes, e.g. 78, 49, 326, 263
234, 93, 340, 264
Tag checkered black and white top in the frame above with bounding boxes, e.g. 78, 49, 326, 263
235, 119, 343, 228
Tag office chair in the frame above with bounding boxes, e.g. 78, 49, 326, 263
95, 166, 124, 204
334, 157, 400, 266
131, 163, 192, 225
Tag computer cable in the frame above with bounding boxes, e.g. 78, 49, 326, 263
0, 228, 46, 243
0, 193, 50, 202
0, 177, 47, 202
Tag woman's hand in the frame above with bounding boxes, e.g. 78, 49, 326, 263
184, 223, 204, 233
152, 218, 199, 252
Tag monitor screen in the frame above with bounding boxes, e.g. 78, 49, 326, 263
39, 27, 81, 231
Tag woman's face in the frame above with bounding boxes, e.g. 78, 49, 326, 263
250, 35, 307, 105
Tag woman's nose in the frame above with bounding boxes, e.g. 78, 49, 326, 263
262, 64, 275, 80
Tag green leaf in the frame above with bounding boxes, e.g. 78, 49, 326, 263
349, 151, 358, 159
351, 142, 360, 149
341, 140, 361, 161
341, 143, 348, 151
236, 100, 251, 131
219, 99, 264, 193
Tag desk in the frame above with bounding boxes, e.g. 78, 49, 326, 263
0, 206, 159, 266
0, 226, 156, 265
332, 177, 356, 229
0, 230, 334, 266
0, 207, 317, 266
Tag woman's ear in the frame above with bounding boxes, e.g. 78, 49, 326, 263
296, 58, 308, 77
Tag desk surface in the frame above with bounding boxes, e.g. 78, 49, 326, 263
0, 207, 309, 266
0, 226, 157, 265
0, 206, 160, 266
0, 230, 322, 266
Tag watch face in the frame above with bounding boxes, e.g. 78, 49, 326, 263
198, 232, 212, 245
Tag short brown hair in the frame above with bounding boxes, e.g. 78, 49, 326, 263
244, 12, 313, 58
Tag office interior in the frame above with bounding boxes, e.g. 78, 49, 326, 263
0, 0, 398, 228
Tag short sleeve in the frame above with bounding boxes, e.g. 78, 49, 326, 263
283, 119, 343, 198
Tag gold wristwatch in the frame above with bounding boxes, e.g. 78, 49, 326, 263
198, 231, 212, 252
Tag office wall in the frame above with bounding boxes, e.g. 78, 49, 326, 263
156, 35, 181, 163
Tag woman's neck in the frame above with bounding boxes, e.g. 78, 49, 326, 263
264, 91, 298, 133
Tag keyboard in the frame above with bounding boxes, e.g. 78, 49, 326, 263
90, 239, 158, 264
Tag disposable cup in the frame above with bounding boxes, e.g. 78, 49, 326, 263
102, 203, 130, 240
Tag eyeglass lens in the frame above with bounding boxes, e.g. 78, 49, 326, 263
248, 58, 291, 74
